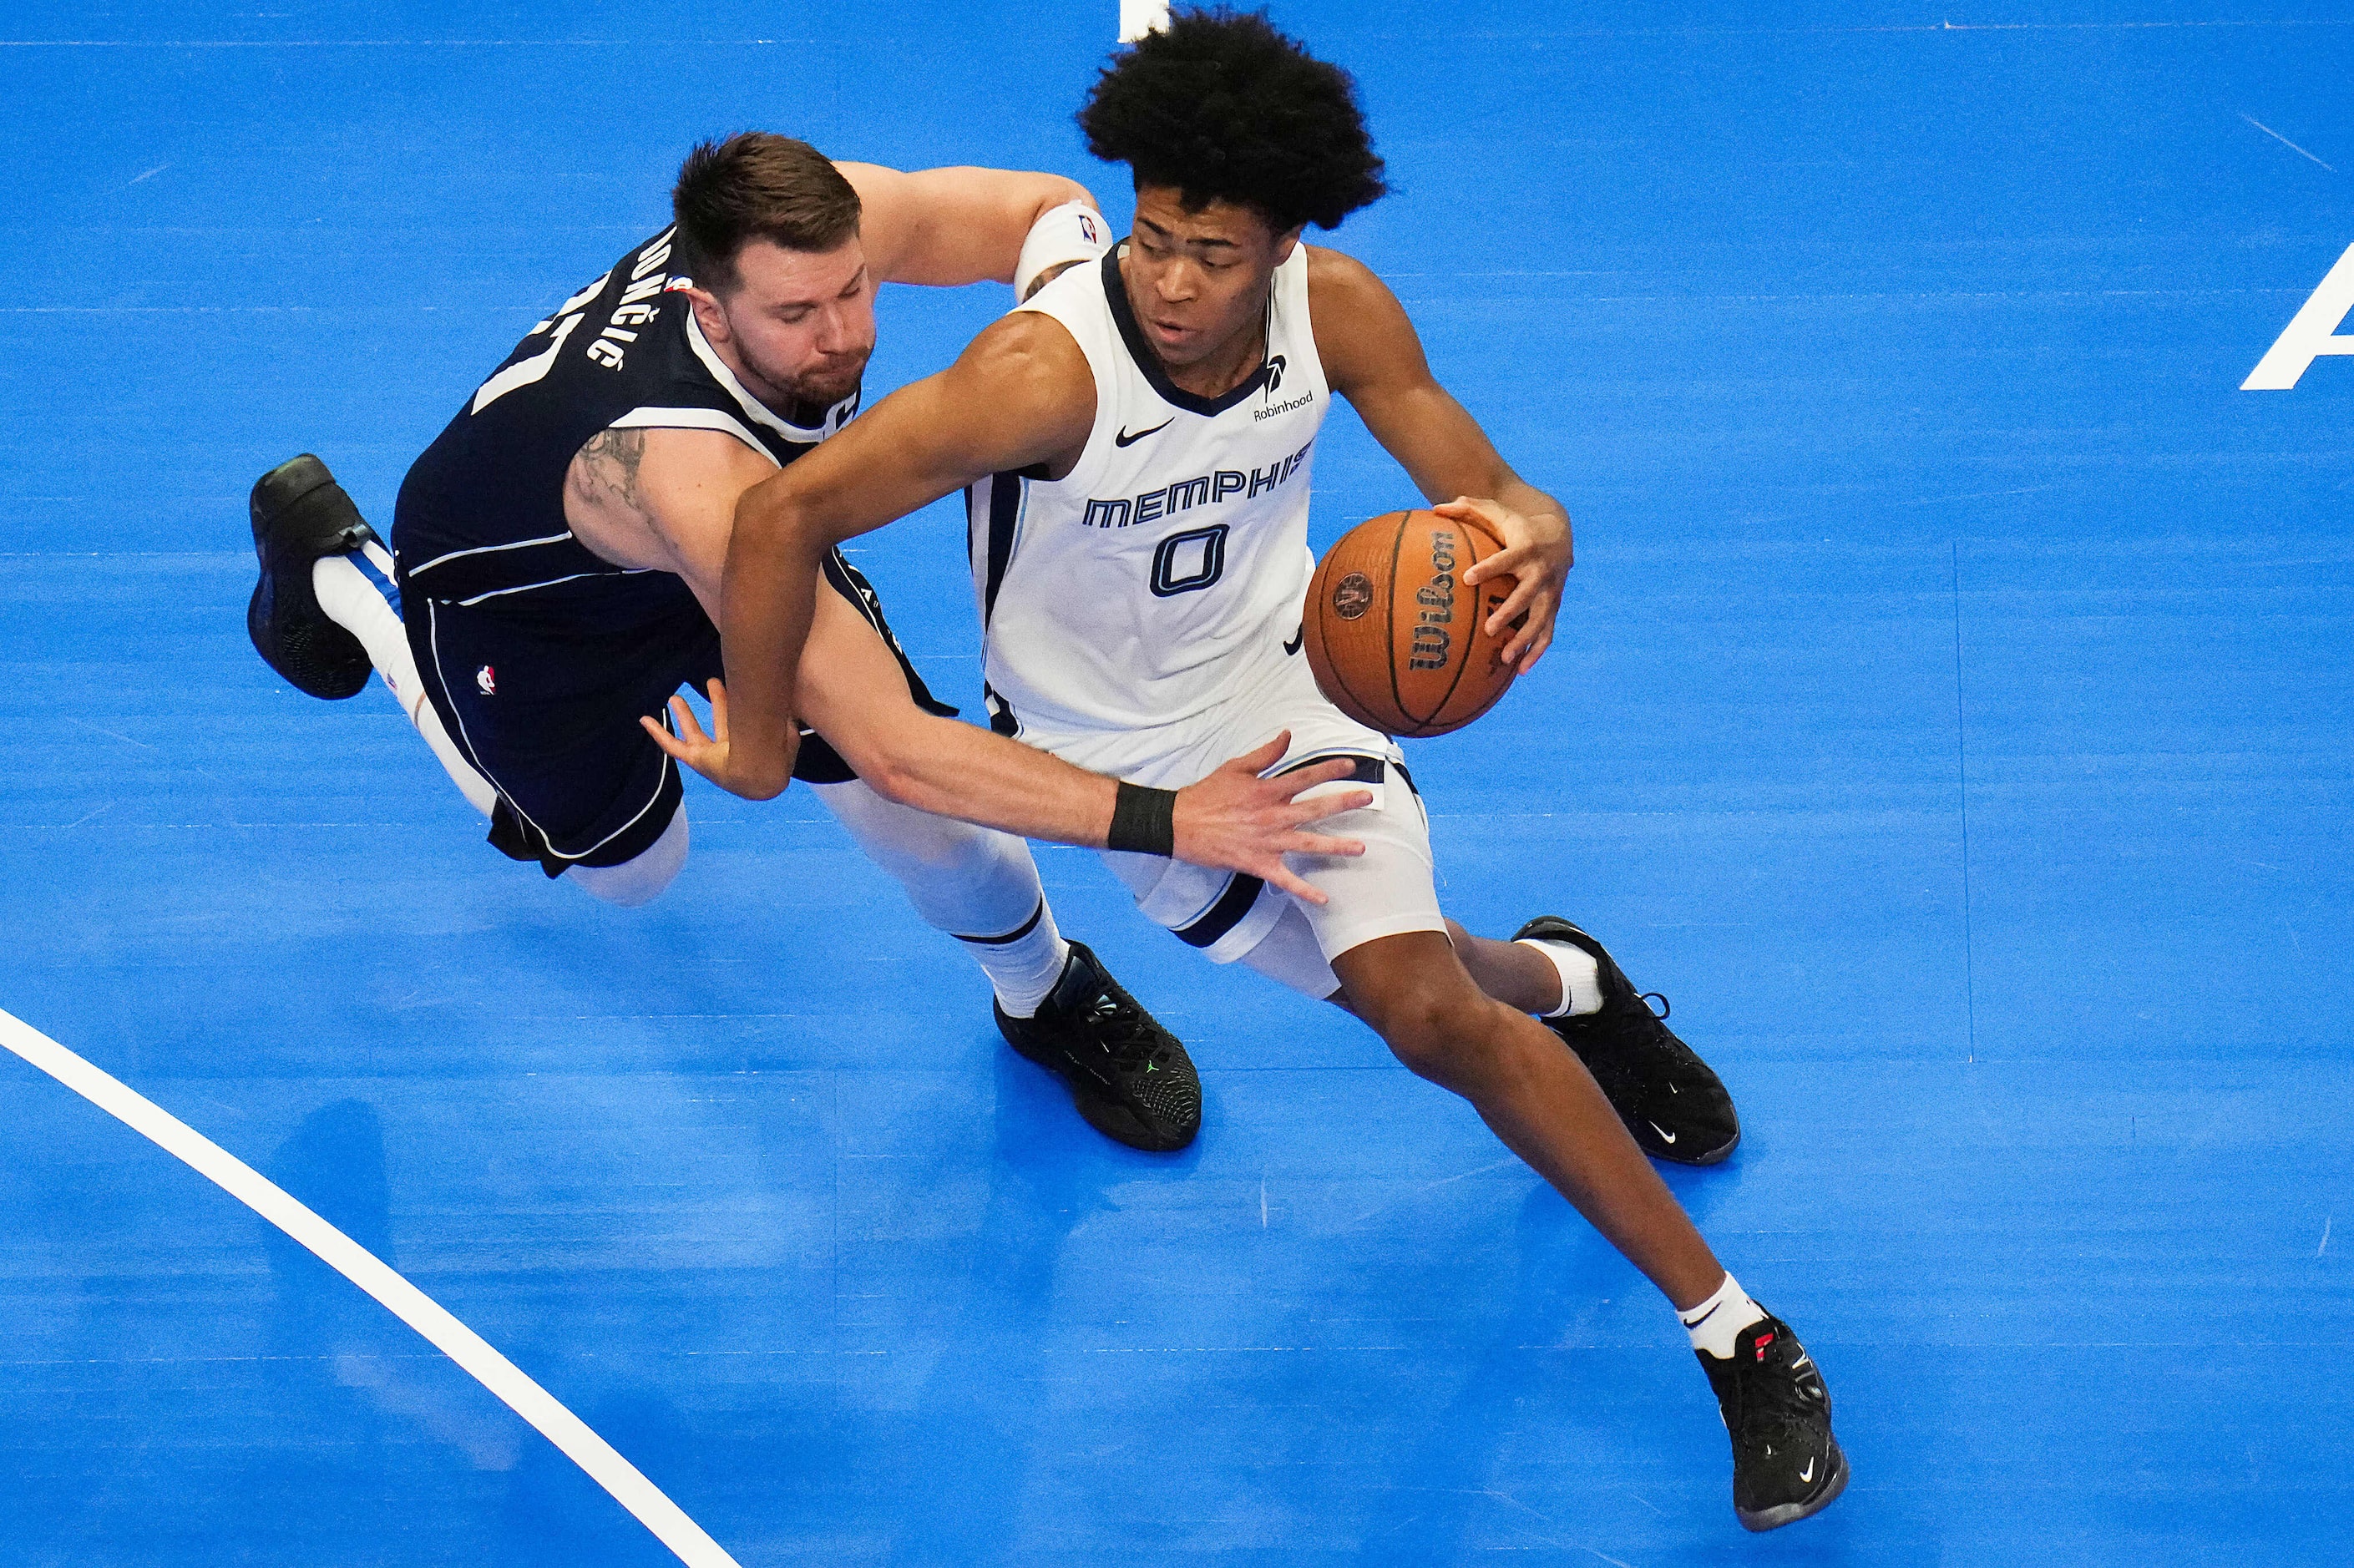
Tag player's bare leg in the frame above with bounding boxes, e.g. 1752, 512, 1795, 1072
1446, 920, 1560, 1013
1330, 929, 1724, 1310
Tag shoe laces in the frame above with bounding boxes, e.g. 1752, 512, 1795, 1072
1738, 1349, 1829, 1444
1074, 989, 1169, 1070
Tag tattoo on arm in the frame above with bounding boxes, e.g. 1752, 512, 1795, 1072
1020, 257, 1088, 302
573, 426, 647, 516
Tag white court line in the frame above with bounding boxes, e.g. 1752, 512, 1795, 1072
2240, 113, 2335, 172
0, 1005, 742, 1568
1119, 0, 1169, 43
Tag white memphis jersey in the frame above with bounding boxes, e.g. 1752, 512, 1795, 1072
965, 241, 1327, 741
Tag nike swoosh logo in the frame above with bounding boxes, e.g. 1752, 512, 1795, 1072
1800, 1458, 1815, 1483
1649, 1121, 1677, 1145
1114, 418, 1173, 448
1283, 625, 1304, 655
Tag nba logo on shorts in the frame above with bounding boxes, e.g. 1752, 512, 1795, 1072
476, 665, 496, 695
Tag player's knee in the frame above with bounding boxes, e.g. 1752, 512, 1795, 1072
567, 808, 688, 908
851, 789, 1015, 885
1361, 980, 1497, 1085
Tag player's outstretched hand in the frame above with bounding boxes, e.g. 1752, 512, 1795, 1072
1442, 495, 1572, 671
640, 678, 794, 802
1171, 732, 1372, 907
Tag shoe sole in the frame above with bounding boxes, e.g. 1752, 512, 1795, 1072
248, 455, 376, 699
1737, 1447, 1849, 1532
1648, 1125, 1739, 1166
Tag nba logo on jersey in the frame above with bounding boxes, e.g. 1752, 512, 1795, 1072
476, 665, 496, 695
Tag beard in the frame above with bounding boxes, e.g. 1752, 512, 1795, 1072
757, 344, 870, 413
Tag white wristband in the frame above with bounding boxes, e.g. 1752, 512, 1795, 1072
1015, 199, 1110, 303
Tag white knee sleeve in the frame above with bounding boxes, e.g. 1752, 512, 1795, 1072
811, 780, 1070, 1014
565, 806, 688, 908
312, 549, 497, 817
809, 779, 1045, 938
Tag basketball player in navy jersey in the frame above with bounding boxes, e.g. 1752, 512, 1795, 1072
681, 18, 1846, 1532
246, 135, 1381, 1154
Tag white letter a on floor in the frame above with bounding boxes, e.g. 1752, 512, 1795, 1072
2245, 244, 2354, 390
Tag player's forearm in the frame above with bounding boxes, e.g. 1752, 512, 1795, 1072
859, 712, 1121, 847
716, 493, 828, 797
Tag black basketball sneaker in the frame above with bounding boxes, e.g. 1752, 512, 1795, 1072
247, 453, 378, 699
1512, 917, 1740, 1165
996, 942, 1202, 1151
1699, 1312, 1849, 1531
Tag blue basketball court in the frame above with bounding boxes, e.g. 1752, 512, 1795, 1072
3, 3, 2350, 1562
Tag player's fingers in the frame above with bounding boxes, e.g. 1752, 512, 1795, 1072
1283, 789, 1373, 826
640, 714, 689, 759
1283, 828, 1366, 858
1259, 862, 1332, 906
666, 694, 711, 746
1269, 757, 1355, 798
1482, 574, 1547, 635
1463, 540, 1537, 589
1221, 731, 1293, 776
705, 680, 730, 740
1518, 625, 1554, 673
1247, 730, 1294, 772
1436, 498, 1518, 548
1502, 598, 1556, 665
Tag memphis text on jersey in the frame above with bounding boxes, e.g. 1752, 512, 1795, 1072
1080, 436, 1316, 530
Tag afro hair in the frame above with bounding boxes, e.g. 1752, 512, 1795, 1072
1077, 7, 1387, 234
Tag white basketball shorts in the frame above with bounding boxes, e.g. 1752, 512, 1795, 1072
1023, 648, 1446, 999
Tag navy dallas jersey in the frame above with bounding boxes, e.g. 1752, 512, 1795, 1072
392, 224, 951, 874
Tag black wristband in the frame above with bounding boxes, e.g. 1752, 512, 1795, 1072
1106, 781, 1178, 857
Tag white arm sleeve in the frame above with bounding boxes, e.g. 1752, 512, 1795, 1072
1015, 200, 1111, 303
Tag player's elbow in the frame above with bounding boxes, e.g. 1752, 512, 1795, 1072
828, 729, 929, 809
859, 756, 926, 808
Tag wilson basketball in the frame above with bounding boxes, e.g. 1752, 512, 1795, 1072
1302, 509, 1521, 737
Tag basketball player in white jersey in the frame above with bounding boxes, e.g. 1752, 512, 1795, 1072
671, 16, 1845, 1530
246, 135, 1379, 1155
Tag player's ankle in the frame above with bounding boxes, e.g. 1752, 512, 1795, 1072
1518, 936, 1602, 1017
1680, 1272, 1769, 1359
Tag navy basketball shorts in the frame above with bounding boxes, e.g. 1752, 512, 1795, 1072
403, 552, 952, 877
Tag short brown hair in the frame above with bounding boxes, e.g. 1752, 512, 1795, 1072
671, 133, 862, 292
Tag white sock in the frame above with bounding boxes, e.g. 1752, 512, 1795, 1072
1679, 1272, 1769, 1360
957, 898, 1071, 1018
809, 779, 1071, 1016
1517, 937, 1604, 1018
312, 549, 498, 817
567, 807, 689, 908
